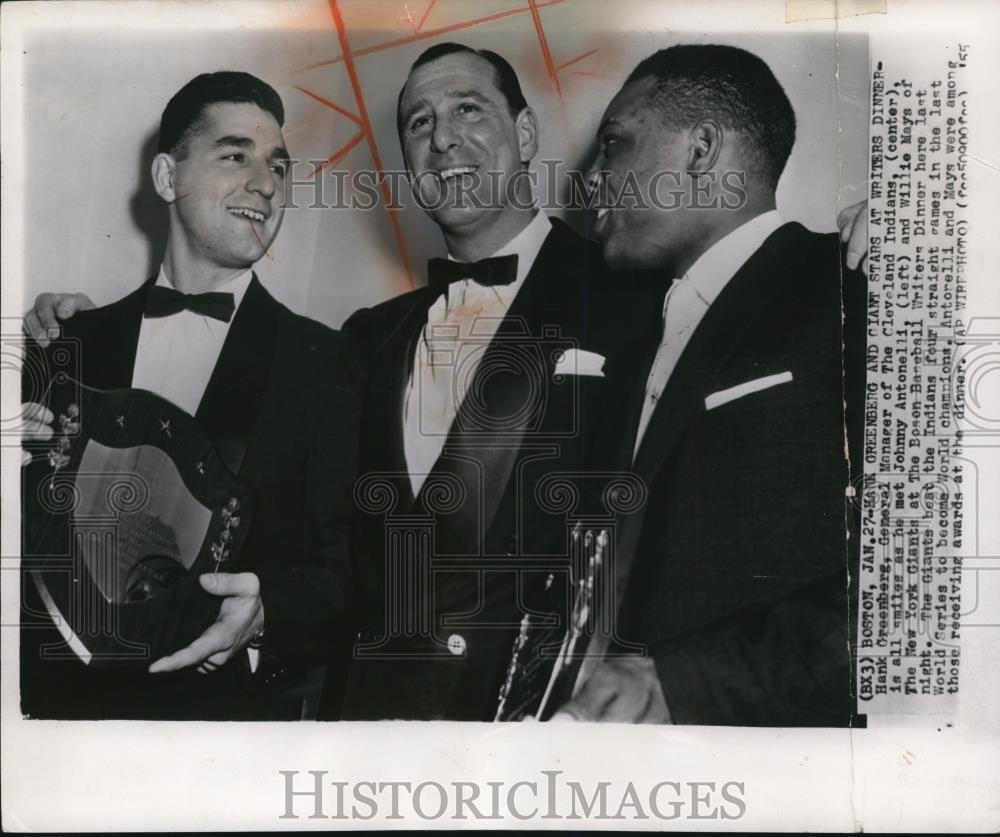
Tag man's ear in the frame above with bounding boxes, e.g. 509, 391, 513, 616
515, 106, 539, 164
686, 119, 723, 175
151, 152, 179, 203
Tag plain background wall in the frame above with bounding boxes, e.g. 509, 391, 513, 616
18, 3, 868, 328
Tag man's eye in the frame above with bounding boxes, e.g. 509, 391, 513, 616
409, 116, 431, 133
457, 103, 481, 116
269, 162, 288, 177
223, 152, 246, 163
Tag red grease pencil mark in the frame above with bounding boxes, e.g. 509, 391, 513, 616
293, 85, 362, 126
413, 0, 437, 32
327, 0, 417, 289
401, 0, 437, 32
528, 0, 561, 98
297, 0, 566, 72
170, 192, 193, 204
310, 130, 366, 177
250, 221, 274, 261
556, 48, 598, 72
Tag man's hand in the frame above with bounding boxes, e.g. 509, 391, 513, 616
24, 292, 96, 348
19, 401, 54, 466
552, 655, 672, 723
148, 572, 264, 675
838, 199, 869, 276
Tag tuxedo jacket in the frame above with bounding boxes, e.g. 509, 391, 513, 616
607, 222, 867, 727
21, 276, 359, 720
336, 219, 633, 721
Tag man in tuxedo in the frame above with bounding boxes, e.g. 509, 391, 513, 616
560, 44, 867, 726
335, 42, 629, 720
20, 72, 358, 720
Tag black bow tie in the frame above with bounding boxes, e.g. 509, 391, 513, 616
426, 254, 519, 294
144, 285, 236, 323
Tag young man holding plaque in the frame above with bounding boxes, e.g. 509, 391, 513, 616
20, 72, 359, 720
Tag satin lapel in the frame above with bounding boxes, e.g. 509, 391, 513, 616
194, 276, 279, 475
77, 280, 151, 390
418, 228, 570, 540
367, 288, 439, 509
632, 223, 805, 484
597, 271, 671, 469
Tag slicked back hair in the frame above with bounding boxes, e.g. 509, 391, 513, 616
396, 42, 529, 136
625, 44, 796, 190
158, 71, 285, 158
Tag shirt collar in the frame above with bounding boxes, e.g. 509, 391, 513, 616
156, 265, 254, 313
680, 210, 784, 308
446, 210, 553, 286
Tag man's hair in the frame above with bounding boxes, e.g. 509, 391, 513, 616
396, 42, 528, 135
158, 71, 285, 157
625, 44, 796, 190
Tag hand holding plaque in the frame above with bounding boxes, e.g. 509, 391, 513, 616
21, 376, 258, 668
148, 571, 264, 674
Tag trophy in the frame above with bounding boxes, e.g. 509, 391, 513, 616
21, 376, 257, 668
494, 525, 609, 721
493, 470, 648, 721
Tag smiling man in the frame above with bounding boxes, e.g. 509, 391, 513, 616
561, 44, 867, 725
20, 72, 358, 720
395, 47, 539, 262
335, 43, 627, 721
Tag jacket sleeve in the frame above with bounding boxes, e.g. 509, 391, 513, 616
650, 571, 854, 726
254, 331, 364, 671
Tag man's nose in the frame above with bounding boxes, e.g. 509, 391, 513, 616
246, 159, 277, 199
585, 160, 605, 196
430, 117, 461, 155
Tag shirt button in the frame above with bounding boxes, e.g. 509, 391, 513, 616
447, 634, 467, 656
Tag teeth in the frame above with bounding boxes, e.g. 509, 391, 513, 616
438, 167, 477, 179
229, 207, 266, 222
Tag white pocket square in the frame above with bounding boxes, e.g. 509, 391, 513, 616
554, 348, 605, 378
705, 371, 793, 410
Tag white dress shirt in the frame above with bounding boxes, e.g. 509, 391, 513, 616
403, 211, 553, 495
633, 210, 784, 458
132, 266, 253, 415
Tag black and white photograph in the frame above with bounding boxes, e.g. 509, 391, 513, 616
2, 0, 998, 831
